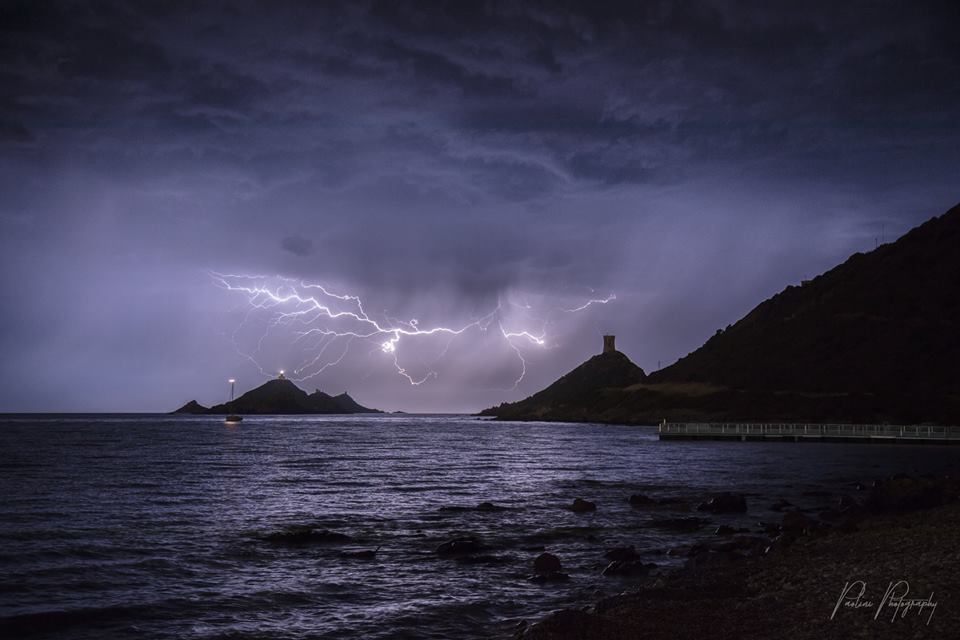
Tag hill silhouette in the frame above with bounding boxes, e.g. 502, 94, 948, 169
481, 351, 646, 421
173, 378, 380, 415
650, 202, 960, 398
484, 202, 960, 425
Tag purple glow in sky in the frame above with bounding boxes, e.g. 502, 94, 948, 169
1, 1, 958, 412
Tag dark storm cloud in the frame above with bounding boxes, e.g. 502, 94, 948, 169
1, 0, 958, 410
6, 1, 957, 195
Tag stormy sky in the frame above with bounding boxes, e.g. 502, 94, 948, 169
1, 1, 958, 412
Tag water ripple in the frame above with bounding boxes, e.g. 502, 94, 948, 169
1, 414, 957, 639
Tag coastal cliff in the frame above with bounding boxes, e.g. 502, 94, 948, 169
484, 203, 960, 425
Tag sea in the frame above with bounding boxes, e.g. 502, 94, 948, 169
1, 414, 958, 639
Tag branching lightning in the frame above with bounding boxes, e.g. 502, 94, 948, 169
212, 271, 612, 390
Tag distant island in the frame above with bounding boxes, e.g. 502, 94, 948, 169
483, 202, 960, 426
173, 376, 381, 415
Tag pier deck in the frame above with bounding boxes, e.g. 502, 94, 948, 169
658, 422, 960, 445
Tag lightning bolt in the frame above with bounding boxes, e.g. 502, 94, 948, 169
212, 271, 611, 389
565, 293, 616, 313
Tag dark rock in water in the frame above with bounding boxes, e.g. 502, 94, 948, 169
601, 559, 655, 577
569, 498, 597, 512
769, 499, 793, 512
436, 536, 482, 556
714, 525, 737, 536
696, 492, 747, 514
455, 554, 512, 566
439, 501, 509, 513
527, 571, 570, 584
264, 526, 351, 545
628, 493, 654, 506
603, 546, 638, 562
476, 501, 508, 512
866, 475, 950, 512
533, 552, 562, 574
649, 517, 709, 532
781, 510, 814, 533
340, 546, 380, 559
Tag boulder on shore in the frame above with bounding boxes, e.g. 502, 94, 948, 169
781, 510, 814, 533
866, 474, 953, 512
602, 559, 655, 577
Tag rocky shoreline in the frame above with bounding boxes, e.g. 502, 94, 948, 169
513, 474, 960, 639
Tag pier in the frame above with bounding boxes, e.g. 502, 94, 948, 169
658, 422, 960, 445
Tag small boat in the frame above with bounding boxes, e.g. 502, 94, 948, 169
225, 378, 243, 423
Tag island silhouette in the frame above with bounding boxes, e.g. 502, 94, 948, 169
174, 376, 380, 415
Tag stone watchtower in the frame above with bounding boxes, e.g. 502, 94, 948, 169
603, 335, 616, 354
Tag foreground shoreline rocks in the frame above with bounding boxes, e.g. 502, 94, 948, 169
513, 474, 960, 640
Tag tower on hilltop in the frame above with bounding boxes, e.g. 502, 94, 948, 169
603, 335, 616, 354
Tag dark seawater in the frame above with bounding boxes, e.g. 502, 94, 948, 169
1, 415, 959, 639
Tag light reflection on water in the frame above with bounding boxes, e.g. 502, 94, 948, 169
0, 414, 957, 639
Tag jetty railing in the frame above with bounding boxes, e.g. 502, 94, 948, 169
659, 422, 960, 442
